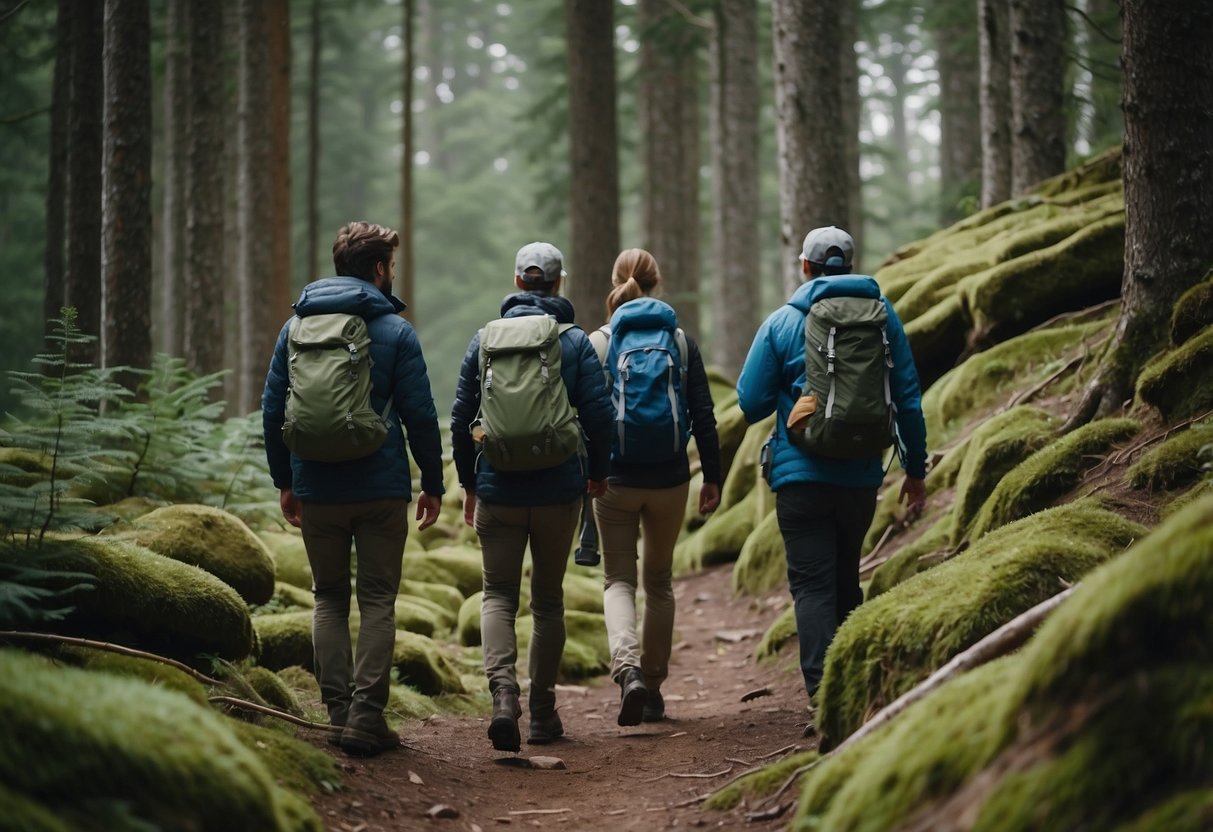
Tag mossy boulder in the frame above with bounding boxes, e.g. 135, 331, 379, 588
0, 648, 321, 831
818, 499, 1145, 747
673, 489, 761, 574
732, 510, 785, 596
391, 630, 465, 695
12, 536, 255, 663
108, 503, 276, 605
259, 531, 313, 590
456, 591, 483, 646
756, 605, 797, 662
242, 666, 303, 716
719, 415, 775, 512
1171, 273, 1213, 346
862, 435, 972, 556
400, 578, 465, 614
1136, 324, 1213, 421
393, 594, 456, 637
865, 512, 954, 598
227, 720, 340, 797
255, 581, 315, 614
50, 644, 209, 706
1128, 421, 1213, 491
514, 609, 611, 679
969, 417, 1139, 539
405, 545, 483, 597
253, 611, 314, 672
712, 401, 751, 493
704, 750, 818, 811
902, 294, 969, 387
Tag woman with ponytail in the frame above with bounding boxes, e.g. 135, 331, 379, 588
589, 248, 722, 727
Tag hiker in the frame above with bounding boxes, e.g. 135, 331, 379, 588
588, 248, 722, 726
450, 241, 613, 753
262, 221, 445, 756
736, 226, 927, 728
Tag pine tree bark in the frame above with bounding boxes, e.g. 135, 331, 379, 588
935, 1, 982, 223
1009, 0, 1068, 195
1066, 0, 1213, 428
772, 0, 849, 295
564, 0, 620, 325
65, 0, 104, 364
101, 0, 152, 383
421, 0, 448, 173
400, 0, 416, 324
44, 0, 71, 335
306, 0, 321, 284
979, 0, 1012, 207
839, 0, 862, 260
159, 0, 189, 357
266, 0, 293, 333
638, 0, 701, 338
235, 0, 278, 412
183, 1, 226, 380
1082, 0, 1122, 150
709, 0, 760, 379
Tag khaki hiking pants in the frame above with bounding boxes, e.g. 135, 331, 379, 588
301, 498, 407, 732
476, 498, 581, 711
594, 481, 690, 690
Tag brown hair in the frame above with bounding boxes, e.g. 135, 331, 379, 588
606, 248, 662, 320
332, 221, 399, 282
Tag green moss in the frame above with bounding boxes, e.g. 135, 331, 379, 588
243, 666, 303, 716
865, 512, 953, 598
228, 719, 341, 796
732, 510, 786, 595
862, 436, 971, 556
22, 536, 255, 663
1128, 422, 1213, 491
1115, 789, 1213, 832
1160, 481, 1213, 519
818, 499, 1144, 746
922, 320, 1108, 444
259, 531, 313, 590
704, 750, 818, 810
950, 407, 1059, 542
903, 294, 970, 386
1136, 325, 1213, 421
456, 591, 483, 647
513, 609, 612, 680
108, 504, 276, 605
756, 605, 796, 662
53, 645, 209, 706
0, 648, 319, 831
673, 489, 760, 574
400, 578, 465, 614
405, 545, 484, 597
414, 520, 462, 550
0, 783, 71, 832
253, 611, 314, 672
719, 415, 775, 512
392, 594, 455, 637
969, 418, 1139, 539
561, 570, 605, 614
253, 581, 316, 615
391, 630, 466, 695
1171, 274, 1213, 346
712, 402, 751, 493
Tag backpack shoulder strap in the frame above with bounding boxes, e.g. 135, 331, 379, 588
674, 327, 689, 386
588, 324, 611, 365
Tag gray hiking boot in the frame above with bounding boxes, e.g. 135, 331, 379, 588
488, 687, 522, 752
617, 666, 647, 727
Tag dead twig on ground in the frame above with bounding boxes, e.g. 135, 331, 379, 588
757, 744, 800, 760
1004, 354, 1084, 410
0, 630, 222, 686
646, 766, 733, 783
209, 695, 340, 733
507, 808, 571, 816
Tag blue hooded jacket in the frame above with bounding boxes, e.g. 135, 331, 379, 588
450, 292, 613, 506
262, 276, 446, 503
736, 275, 928, 491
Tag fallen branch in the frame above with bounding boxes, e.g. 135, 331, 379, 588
761, 585, 1078, 806
209, 695, 340, 733
1003, 354, 1084, 410
0, 630, 222, 686
507, 808, 570, 816
757, 743, 800, 760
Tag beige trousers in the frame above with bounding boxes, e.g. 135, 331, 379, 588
593, 482, 690, 690
475, 499, 581, 711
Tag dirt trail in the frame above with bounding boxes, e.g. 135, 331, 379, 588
306, 564, 816, 831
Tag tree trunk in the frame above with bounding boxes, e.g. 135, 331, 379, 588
638, 0, 702, 338
236, 0, 275, 413
306, 0, 321, 284
709, 0, 760, 379
1067, 0, 1213, 427
1009, 0, 1068, 195
1082, 0, 1122, 150
839, 0, 862, 261
266, 0, 292, 330
564, 0, 620, 325
400, 0, 416, 324
44, 0, 71, 335
772, 0, 850, 295
934, 0, 982, 224
65, 0, 104, 364
101, 0, 152, 383
421, 0, 448, 173
979, 0, 1013, 207
221, 9, 241, 407
159, 0, 189, 357
183, 1, 226, 380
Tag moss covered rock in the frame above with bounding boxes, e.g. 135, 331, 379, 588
227, 719, 340, 796
259, 531, 313, 590
15, 536, 255, 663
255, 581, 315, 614
969, 417, 1139, 539
253, 611, 314, 672
818, 499, 1145, 747
719, 415, 775, 512
756, 605, 796, 663
865, 513, 954, 598
400, 578, 465, 614
513, 609, 611, 680
862, 435, 972, 556
243, 665, 303, 716
561, 570, 605, 614
1136, 324, 1213, 421
391, 630, 465, 695
456, 591, 483, 647
109, 504, 276, 605
393, 594, 456, 637
1171, 273, 1213, 346
51, 644, 209, 706
405, 545, 483, 597
0, 648, 321, 831
732, 510, 785, 596
673, 489, 760, 574
903, 294, 970, 387
1128, 421, 1213, 491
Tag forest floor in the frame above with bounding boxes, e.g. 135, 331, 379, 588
303, 564, 813, 832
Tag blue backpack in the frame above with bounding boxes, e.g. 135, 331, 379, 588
603, 298, 690, 464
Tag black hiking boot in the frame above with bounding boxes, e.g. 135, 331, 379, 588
616, 666, 647, 727
340, 718, 401, 757
488, 687, 522, 752
527, 710, 564, 744
641, 690, 665, 723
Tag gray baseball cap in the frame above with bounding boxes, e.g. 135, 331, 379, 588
800, 226, 854, 268
514, 241, 566, 283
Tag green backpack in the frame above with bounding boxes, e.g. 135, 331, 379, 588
282, 313, 393, 462
787, 296, 896, 459
471, 315, 583, 471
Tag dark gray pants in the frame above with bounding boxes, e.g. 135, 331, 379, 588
776, 482, 877, 699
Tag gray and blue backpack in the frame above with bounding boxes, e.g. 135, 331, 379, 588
602, 298, 690, 464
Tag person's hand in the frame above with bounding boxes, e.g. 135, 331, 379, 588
279, 487, 301, 528
898, 476, 927, 518
463, 491, 476, 528
698, 483, 721, 515
415, 491, 441, 531
586, 479, 607, 499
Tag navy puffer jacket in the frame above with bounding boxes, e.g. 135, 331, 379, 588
450, 292, 613, 506
262, 276, 446, 503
